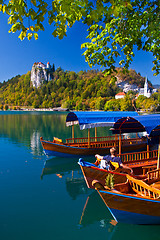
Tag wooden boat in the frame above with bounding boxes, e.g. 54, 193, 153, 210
93, 169, 160, 225
78, 114, 160, 224
40, 135, 147, 157
78, 149, 158, 189
79, 114, 160, 189
40, 111, 147, 157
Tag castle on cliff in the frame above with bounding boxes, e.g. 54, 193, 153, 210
31, 62, 55, 88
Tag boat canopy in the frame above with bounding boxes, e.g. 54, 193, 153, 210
111, 114, 160, 137
66, 111, 139, 130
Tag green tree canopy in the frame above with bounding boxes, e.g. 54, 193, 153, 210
0, 0, 160, 75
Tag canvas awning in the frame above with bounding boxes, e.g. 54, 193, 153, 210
66, 111, 139, 130
111, 114, 160, 137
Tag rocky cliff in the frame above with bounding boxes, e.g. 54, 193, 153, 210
31, 62, 55, 88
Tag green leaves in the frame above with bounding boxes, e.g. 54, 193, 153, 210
34, 33, 38, 40
0, 0, 160, 76
18, 30, 26, 40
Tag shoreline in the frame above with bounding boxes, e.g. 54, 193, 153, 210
0, 108, 159, 114
0, 107, 69, 112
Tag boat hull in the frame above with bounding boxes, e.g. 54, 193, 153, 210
40, 139, 147, 157
79, 164, 128, 189
78, 158, 153, 189
98, 189, 160, 224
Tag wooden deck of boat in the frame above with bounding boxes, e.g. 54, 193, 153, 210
151, 181, 160, 190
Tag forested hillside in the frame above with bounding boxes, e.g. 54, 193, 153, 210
0, 67, 159, 112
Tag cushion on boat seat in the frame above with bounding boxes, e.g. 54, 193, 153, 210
110, 161, 119, 170
94, 158, 101, 166
53, 137, 62, 143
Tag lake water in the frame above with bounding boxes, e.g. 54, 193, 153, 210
1, 111, 160, 240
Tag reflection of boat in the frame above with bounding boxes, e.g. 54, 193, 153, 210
66, 175, 90, 200
93, 171, 160, 225
41, 158, 79, 179
79, 191, 111, 227
40, 111, 147, 157
79, 192, 160, 239
107, 222, 160, 240
41, 158, 90, 199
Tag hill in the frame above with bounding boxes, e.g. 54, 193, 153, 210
153, 85, 160, 89
0, 67, 157, 111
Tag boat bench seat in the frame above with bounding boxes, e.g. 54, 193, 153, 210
127, 161, 157, 169
142, 165, 157, 175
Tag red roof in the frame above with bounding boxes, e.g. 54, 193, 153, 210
115, 92, 126, 96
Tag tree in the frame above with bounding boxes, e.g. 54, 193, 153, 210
95, 97, 105, 110
0, 0, 160, 76
0, 104, 3, 110
4, 104, 9, 110
104, 99, 121, 111
121, 95, 134, 111
135, 95, 147, 110
144, 98, 158, 112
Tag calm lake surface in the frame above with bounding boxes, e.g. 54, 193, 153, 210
1, 111, 160, 240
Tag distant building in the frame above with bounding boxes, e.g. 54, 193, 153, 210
115, 92, 126, 99
116, 75, 157, 98
31, 62, 54, 88
138, 76, 157, 98
117, 81, 139, 93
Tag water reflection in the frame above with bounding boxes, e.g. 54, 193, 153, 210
41, 157, 90, 199
41, 158, 80, 179
79, 191, 112, 228
0, 112, 112, 156
1, 112, 160, 240
108, 222, 160, 240
66, 173, 89, 200
30, 131, 41, 155
78, 191, 160, 240
0, 112, 68, 155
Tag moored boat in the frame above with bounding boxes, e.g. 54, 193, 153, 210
78, 114, 160, 189
40, 135, 147, 157
80, 114, 160, 224
93, 169, 160, 225
40, 111, 147, 157
78, 149, 157, 189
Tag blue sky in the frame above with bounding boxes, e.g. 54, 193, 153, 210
0, 13, 159, 85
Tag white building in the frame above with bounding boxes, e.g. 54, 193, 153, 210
138, 76, 153, 98
116, 75, 157, 98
